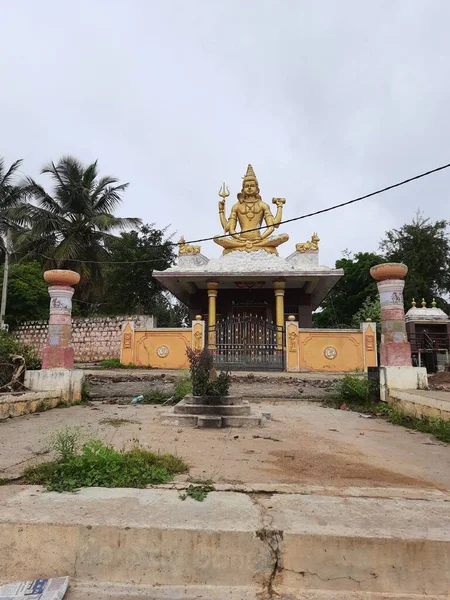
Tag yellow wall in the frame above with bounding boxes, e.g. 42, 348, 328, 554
298, 330, 365, 372
121, 323, 195, 369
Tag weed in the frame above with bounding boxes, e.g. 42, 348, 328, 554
385, 408, 450, 443
180, 481, 214, 502
50, 426, 83, 461
324, 374, 379, 412
0, 477, 11, 486
56, 401, 70, 408
100, 417, 141, 428
81, 381, 91, 403
35, 398, 52, 413
141, 389, 171, 404
173, 373, 192, 402
23, 440, 188, 492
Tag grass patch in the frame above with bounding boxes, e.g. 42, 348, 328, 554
23, 436, 188, 492
95, 359, 151, 370
385, 408, 450, 443
100, 417, 141, 428
173, 373, 192, 402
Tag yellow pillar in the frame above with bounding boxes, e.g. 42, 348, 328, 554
207, 282, 219, 348
274, 282, 285, 349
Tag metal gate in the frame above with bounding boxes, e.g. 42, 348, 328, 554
209, 316, 285, 371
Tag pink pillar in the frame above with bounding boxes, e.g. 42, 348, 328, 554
370, 263, 412, 367
42, 270, 80, 370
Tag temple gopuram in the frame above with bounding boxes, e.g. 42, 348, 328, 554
122, 165, 378, 372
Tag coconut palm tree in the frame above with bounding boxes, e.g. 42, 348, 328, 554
25, 156, 141, 301
0, 158, 31, 325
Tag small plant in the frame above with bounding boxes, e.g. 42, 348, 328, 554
23, 439, 188, 492
0, 329, 41, 370
35, 398, 52, 413
173, 373, 192, 401
385, 408, 450, 443
141, 389, 172, 404
81, 381, 91, 403
180, 481, 215, 502
50, 426, 83, 461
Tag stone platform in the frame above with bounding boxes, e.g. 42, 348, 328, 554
161, 394, 263, 428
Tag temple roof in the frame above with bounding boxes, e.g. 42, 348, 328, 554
405, 306, 449, 324
153, 249, 344, 310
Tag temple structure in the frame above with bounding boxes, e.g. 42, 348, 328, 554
144, 165, 377, 372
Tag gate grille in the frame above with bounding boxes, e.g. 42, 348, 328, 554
209, 316, 285, 371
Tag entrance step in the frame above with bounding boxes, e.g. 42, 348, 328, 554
174, 402, 251, 416
197, 415, 222, 428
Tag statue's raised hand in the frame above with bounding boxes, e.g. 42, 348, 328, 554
272, 197, 286, 207
218, 199, 225, 212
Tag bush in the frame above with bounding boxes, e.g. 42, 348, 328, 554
141, 389, 171, 404
186, 347, 213, 396
186, 347, 230, 398
0, 329, 41, 372
325, 374, 379, 411
23, 436, 188, 492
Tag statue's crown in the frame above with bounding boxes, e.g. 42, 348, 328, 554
243, 164, 258, 184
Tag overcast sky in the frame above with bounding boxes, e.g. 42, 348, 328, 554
2, 0, 450, 267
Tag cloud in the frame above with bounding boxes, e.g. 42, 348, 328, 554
2, 0, 449, 268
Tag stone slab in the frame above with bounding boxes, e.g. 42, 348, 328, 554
389, 388, 450, 421
184, 394, 244, 406
25, 368, 85, 404
0, 390, 61, 419
1, 486, 450, 597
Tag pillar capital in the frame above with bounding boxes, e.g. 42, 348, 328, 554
273, 281, 285, 291
207, 282, 219, 297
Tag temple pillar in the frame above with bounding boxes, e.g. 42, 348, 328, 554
370, 263, 411, 366
207, 282, 219, 348
42, 269, 80, 369
274, 282, 285, 349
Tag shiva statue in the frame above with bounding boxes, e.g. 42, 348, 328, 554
214, 164, 289, 255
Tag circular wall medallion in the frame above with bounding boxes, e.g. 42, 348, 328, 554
157, 345, 169, 358
324, 346, 337, 360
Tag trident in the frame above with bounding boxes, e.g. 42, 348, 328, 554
218, 182, 230, 200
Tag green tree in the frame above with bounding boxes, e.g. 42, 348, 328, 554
0, 261, 49, 326
314, 252, 383, 328
24, 156, 140, 301
380, 213, 450, 310
104, 224, 188, 326
0, 158, 30, 251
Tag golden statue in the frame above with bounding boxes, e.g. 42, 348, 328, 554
214, 164, 289, 255
178, 236, 200, 256
296, 233, 320, 253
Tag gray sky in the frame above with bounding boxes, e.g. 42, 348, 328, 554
2, 0, 450, 267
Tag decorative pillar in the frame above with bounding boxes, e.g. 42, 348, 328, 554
42, 269, 80, 369
286, 315, 299, 372
370, 263, 411, 367
207, 282, 219, 348
192, 315, 205, 351
274, 281, 285, 350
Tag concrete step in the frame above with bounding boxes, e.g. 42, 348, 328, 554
183, 394, 244, 406
197, 415, 222, 428
160, 412, 262, 428
174, 402, 251, 416
1, 486, 449, 598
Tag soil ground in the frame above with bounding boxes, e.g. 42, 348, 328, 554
1, 399, 448, 490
